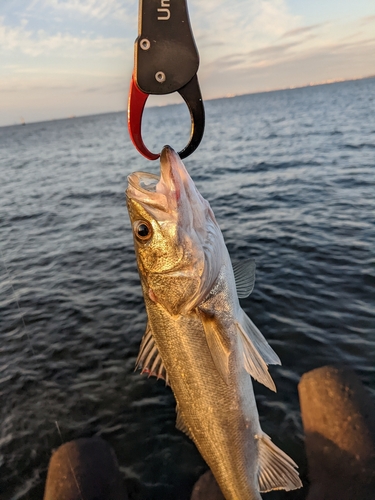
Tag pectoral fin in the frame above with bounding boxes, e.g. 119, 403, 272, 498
256, 433, 302, 492
232, 258, 256, 298
199, 309, 230, 385
236, 308, 280, 392
135, 324, 169, 385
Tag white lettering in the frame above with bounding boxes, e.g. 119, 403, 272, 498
157, 8, 170, 20
157, 0, 170, 20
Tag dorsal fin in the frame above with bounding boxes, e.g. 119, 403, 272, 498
135, 324, 169, 385
256, 433, 302, 492
232, 259, 256, 298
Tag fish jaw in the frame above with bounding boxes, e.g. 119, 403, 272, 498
126, 146, 225, 315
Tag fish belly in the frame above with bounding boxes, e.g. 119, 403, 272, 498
145, 299, 262, 500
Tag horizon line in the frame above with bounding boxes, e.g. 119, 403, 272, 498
2, 73, 374, 129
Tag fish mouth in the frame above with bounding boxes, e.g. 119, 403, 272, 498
126, 145, 189, 214
127, 171, 159, 194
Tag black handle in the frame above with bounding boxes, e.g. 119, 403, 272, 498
135, 0, 199, 95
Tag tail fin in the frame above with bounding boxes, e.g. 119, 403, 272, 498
256, 433, 302, 492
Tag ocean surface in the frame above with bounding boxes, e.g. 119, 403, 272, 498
1, 77, 374, 499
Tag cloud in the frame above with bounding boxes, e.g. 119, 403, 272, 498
201, 35, 375, 94
0, 82, 76, 92
190, 0, 301, 55
32, 0, 136, 22
0, 75, 127, 95
81, 79, 126, 94
0, 17, 127, 58
2, 0, 302, 68
360, 15, 375, 25
206, 37, 317, 74
282, 24, 323, 38
248, 41, 300, 57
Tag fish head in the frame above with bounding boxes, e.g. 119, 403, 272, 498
126, 146, 224, 316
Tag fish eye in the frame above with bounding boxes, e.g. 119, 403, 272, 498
134, 220, 153, 242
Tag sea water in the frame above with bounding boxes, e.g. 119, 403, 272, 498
1, 77, 374, 499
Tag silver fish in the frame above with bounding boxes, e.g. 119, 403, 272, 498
126, 146, 302, 499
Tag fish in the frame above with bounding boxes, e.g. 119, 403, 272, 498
126, 145, 302, 500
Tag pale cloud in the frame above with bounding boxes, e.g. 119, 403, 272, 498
200, 35, 375, 95
360, 15, 375, 25
201, 11, 375, 80
249, 41, 300, 58
190, 0, 301, 52
205, 36, 315, 76
0, 17, 126, 58
0, 71, 126, 92
187, 0, 303, 81
282, 24, 323, 38
250, 0, 300, 37
31, 0, 136, 22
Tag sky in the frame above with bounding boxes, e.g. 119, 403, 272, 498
1, 0, 375, 126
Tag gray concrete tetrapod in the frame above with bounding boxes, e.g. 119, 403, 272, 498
298, 365, 375, 500
43, 437, 128, 500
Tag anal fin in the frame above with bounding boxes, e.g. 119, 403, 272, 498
135, 323, 169, 385
256, 433, 302, 493
176, 404, 193, 440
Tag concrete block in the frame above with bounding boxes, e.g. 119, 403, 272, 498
298, 365, 375, 500
44, 437, 128, 500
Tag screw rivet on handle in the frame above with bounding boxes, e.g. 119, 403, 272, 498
140, 39, 150, 50
155, 71, 166, 83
